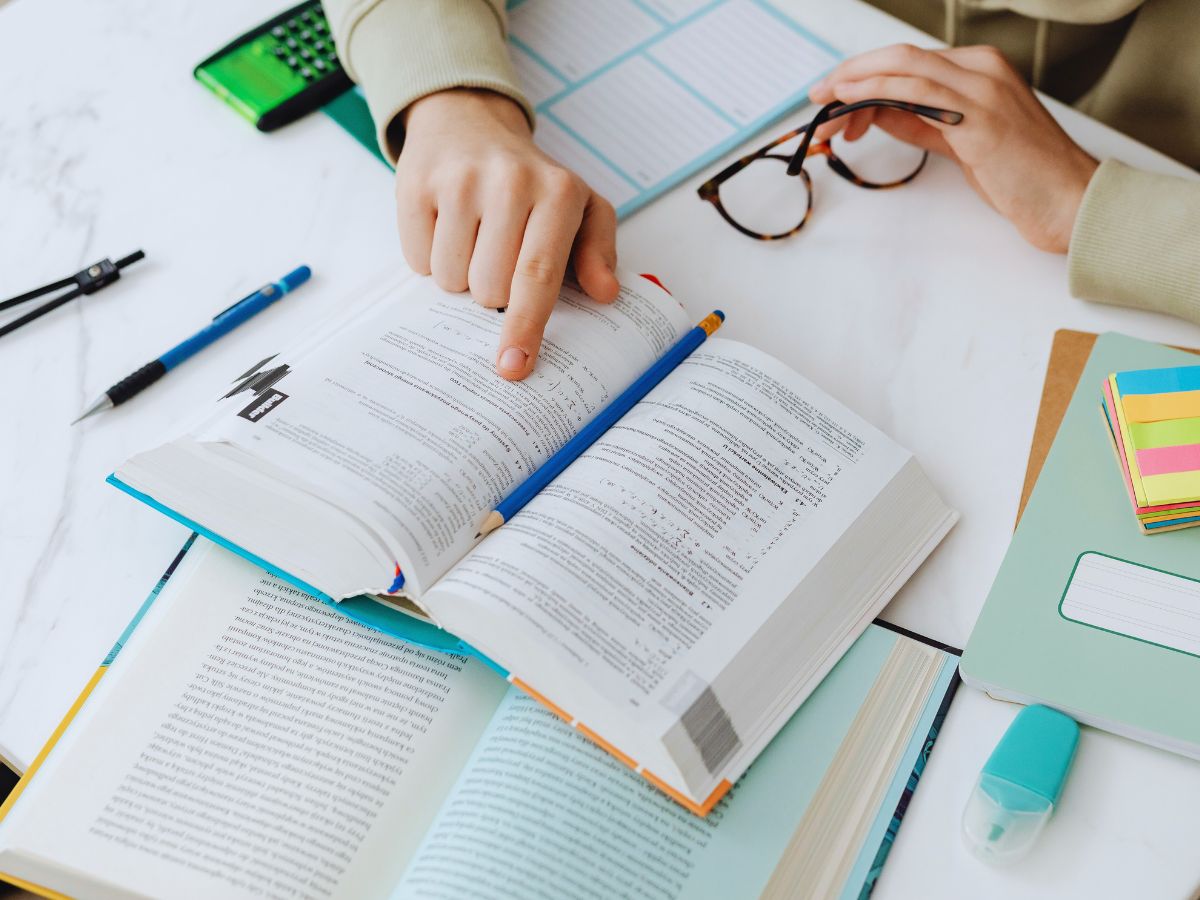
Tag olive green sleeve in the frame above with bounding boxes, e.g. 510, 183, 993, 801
1068, 159, 1200, 325
325, 0, 533, 163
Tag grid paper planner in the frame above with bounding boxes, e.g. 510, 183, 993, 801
507, 0, 840, 217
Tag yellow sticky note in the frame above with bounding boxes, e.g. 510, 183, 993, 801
1142, 470, 1200, 506
1122, 389, 1200, 424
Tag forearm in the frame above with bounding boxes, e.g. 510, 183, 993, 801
325, 0, 532, 162
1068, 160, 1200, 325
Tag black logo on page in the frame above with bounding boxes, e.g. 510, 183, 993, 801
225, 353, 293, 423
238, 389, 289, 422
226, 354, 291, 401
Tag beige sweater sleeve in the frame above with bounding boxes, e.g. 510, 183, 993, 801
1068, 160, 1200, 325
324, 0, 532, 163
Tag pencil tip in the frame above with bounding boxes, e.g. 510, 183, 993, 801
477, 511, 505, 538
71, 394, 112, 425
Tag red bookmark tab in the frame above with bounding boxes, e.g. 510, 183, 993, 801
639, 273, 670, 294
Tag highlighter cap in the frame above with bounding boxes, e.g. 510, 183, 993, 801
962, 705, 1078, 863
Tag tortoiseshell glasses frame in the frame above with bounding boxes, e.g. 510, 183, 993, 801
697, 99, 964, 241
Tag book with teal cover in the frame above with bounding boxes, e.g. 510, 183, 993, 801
105, 473, 489, 666
961, 332, 1200, 757
0, 540, 959, 899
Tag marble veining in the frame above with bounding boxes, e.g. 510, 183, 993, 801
2, 0, 1200, 897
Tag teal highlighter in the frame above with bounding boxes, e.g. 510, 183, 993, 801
962, 705, 1079, 862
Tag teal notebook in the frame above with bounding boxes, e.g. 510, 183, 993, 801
961, 332, 1200, 757
0, 539, 958, 899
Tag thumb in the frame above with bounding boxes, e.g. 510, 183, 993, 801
572, 193, 619, 303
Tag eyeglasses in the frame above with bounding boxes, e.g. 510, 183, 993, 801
697, 100, 964, 241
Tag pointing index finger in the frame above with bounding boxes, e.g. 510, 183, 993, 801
495, 198, 584, 380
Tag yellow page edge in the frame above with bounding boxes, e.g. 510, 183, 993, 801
0, 538, 196, 898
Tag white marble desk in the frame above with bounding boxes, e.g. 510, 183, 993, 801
2, 0, 1199, 897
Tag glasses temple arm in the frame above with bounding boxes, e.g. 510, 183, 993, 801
786, 102, 837, 176
830, 98, 963, 124
785, 99, 962, 176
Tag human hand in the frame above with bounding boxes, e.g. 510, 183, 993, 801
396, 89, 619, 380
809, 44, 1098, 253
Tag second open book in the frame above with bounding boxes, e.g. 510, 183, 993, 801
112, 267, 956, 813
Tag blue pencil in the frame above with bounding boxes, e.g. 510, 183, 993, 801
476, 310, 726, 538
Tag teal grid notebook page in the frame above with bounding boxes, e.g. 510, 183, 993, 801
961, 333, 1200, 756
326, 0, 840, 216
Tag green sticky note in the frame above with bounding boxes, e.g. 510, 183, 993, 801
1129, 416, 1200, 450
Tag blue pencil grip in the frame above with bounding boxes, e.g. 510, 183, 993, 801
160, 266, 311, 370
498, 323, 708, 518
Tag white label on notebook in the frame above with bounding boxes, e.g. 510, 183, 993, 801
1061, 552, 1200, 657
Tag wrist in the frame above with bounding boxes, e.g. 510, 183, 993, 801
1051, 150, 1100, 253
404, 88, 531, 136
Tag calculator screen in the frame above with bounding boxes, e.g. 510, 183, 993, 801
195, 8, 339, 124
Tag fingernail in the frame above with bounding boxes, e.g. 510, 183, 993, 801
498, 347, 528, 373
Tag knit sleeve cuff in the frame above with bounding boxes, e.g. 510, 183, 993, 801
1068, 158, 1200, 325
332, 0, 534, 164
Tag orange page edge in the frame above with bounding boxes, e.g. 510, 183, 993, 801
510, 677, 731, 817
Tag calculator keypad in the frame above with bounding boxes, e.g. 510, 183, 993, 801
263, 5, 341, 83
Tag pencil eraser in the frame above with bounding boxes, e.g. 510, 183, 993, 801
962, 705, 1079, 863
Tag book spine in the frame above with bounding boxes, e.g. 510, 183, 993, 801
102, 536, 196, 666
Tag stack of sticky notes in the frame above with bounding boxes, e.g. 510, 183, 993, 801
1102, 364, 1200, 533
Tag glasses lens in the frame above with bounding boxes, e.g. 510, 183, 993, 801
716, 156, 810, 238
831, 127, 926, 186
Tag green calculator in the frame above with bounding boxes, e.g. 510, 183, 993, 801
194, 1, 353, 132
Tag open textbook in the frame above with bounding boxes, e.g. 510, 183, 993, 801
110, 267, 957, 813
0, 542, 961, 900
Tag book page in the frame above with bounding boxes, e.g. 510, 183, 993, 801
509, 0, 839, 216
190, 269, 689, 596
392, 628, 938, 899
0, 542, 507, 900
392, 690, 731, 900
426, 340, 910, 795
